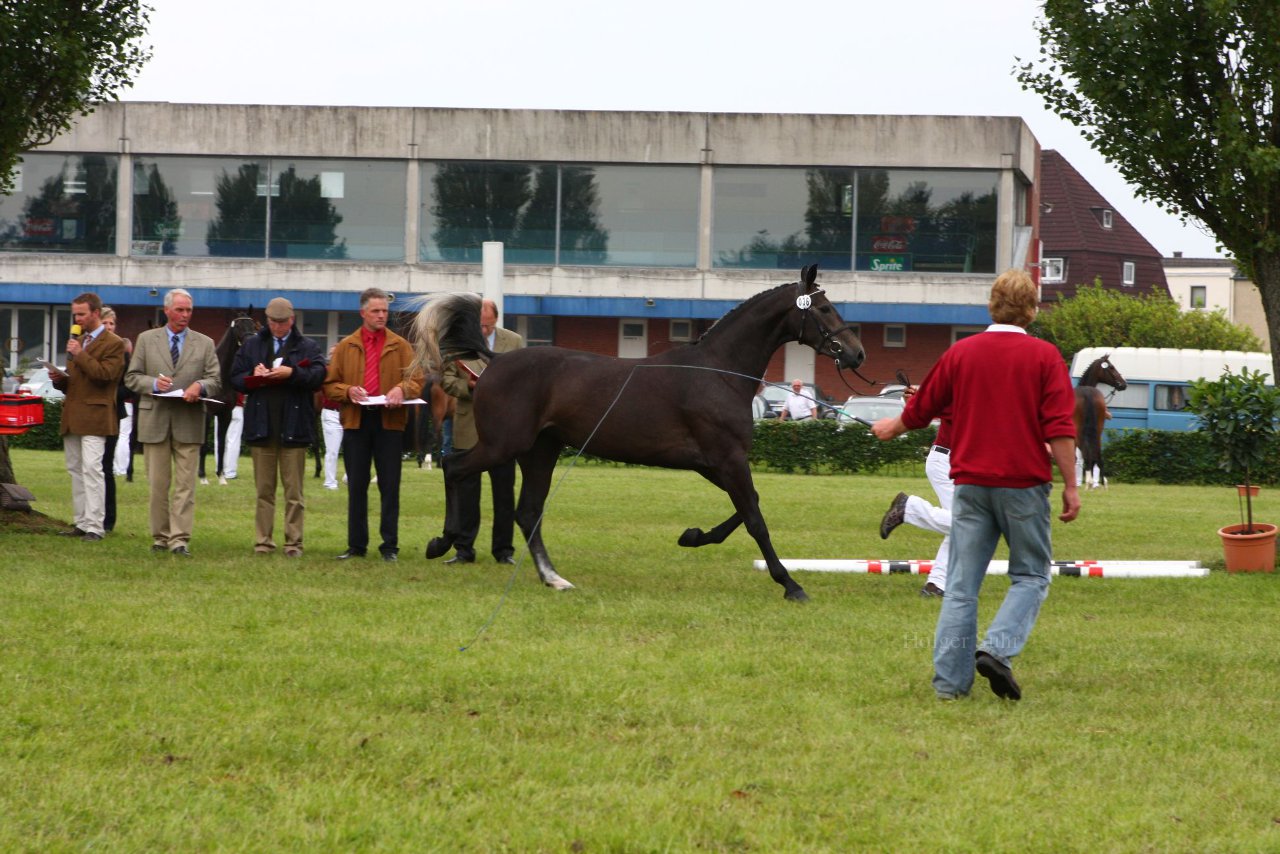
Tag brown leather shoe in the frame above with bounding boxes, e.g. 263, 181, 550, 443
879, 492, 908, 539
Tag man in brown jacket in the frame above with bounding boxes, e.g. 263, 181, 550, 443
51, 292, 126, 541
322, 288, 423, 561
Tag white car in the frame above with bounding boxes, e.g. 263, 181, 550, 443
17, 367, 65, 399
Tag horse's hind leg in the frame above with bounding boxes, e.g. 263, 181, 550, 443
703, 461, 807, 602
214, 410, 231, 485
198, 413, 212, 484
515, 431, 574, 591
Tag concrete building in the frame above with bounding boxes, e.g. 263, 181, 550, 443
1, 103, 1043, 399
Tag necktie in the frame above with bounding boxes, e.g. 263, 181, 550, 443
170, 334, 180, 367
275, 337, 284, 355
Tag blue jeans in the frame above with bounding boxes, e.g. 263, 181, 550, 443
933, 483, 1053, 697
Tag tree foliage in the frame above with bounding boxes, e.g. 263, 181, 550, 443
0, 1, 152, 194
1016, 0, 1280, 375
1032, 283, 1264, 361
0, 0, 150, 484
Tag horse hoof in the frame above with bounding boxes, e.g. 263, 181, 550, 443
678, 528, 703, 548
543, 576, 576, 591
218, 477, 227, 486
784, 587, 809, 603
199, 478, 209, 485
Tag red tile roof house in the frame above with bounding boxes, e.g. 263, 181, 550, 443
1038, 149, 1170, 302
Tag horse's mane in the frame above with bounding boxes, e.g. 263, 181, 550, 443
408, 292, 494, 376
696, 280, 797, 345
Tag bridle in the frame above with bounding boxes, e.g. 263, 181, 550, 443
794, 284, 880, 394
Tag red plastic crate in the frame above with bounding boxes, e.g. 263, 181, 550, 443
0, 394, 45, 435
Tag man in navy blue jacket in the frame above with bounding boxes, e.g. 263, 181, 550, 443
231, 298, 326, 557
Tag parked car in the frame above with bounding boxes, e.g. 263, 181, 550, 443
761, 383, 835, 419
16, 367, 65, 399
836, 394, 906, 425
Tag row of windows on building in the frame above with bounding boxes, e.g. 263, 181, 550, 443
2, 153, 1001, 272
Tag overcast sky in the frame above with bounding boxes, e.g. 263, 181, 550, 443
122, 0, 1224, 260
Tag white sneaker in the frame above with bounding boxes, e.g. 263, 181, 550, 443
324, 484, 339, 491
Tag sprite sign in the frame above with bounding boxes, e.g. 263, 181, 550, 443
869, 255, 908, 272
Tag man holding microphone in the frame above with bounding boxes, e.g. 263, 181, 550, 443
50, 293, 125, 541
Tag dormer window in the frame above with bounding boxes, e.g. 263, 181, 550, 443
1101, 209, 1113, 228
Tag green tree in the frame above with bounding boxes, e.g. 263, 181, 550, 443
1016, 1, 1280, 379
0, 1, 151, 195
0, 0, 151, 484
1032, 282, 1264, 361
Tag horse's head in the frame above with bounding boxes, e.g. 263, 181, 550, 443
1095, 354, 1128, 391
792, 264, 865, 371
230, 314, 259, 345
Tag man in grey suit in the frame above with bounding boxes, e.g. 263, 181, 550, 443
125, 288, 221, 557
426, 299, 524, 565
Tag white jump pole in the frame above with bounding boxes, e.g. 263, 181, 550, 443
753, 559, 1208, 578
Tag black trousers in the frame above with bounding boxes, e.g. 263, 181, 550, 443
446, 452, 516, 560
103, 433, 118, 532
342, 415, 403, 555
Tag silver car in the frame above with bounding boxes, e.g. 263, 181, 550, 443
16, 367, 65, 400
836, 394, 905, 425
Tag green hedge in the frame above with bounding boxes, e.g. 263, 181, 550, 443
5, 399, 63, 451
748, 419, 936, 474
1104, 428, 1280, 486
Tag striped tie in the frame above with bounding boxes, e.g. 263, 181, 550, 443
170, 334, 180, 367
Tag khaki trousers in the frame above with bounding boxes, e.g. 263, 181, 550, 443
251, 444, 307, 552
144, 437, 200, 549
64, 434, 107, 536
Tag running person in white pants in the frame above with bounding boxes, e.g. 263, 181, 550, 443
879, 401, 954, 597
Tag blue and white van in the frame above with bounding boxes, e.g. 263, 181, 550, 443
1069, 347, 1274, 434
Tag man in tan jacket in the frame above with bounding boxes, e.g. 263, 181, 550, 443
322, 287, 423, 562
124, 288, 222, 557
51, 292, 125, 541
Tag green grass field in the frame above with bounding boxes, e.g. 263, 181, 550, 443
3, 448, 1278, 852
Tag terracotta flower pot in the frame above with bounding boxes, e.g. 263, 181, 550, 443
1236, 484, 1260, 497
1218, 522, 1278, 573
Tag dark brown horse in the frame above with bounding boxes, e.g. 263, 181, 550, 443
199, 313, 258, 485
411, 265, 865, 601
1074, 354, 1127, 489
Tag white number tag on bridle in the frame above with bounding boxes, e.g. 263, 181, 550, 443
795, 294, 812, 310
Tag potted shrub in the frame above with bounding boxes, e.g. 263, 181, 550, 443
1187, 367, 1280, 572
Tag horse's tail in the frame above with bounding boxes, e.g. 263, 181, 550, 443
1080, 389, 1100, 468
407, 292, 494, 377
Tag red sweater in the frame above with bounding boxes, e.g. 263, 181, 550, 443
902, 328, 1075, 488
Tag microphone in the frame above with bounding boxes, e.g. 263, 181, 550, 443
70, 324, 82, 336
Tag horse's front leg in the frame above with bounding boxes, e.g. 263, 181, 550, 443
678, 513, 743, 547
704, 462, 806, 602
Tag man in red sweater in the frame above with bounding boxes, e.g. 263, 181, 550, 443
873, 269, 1079, 701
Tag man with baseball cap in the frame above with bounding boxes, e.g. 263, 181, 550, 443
230, 297, 326, 557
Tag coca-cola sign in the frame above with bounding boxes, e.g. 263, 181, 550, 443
872, 235, 908, 252
879, 215, 917, 234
